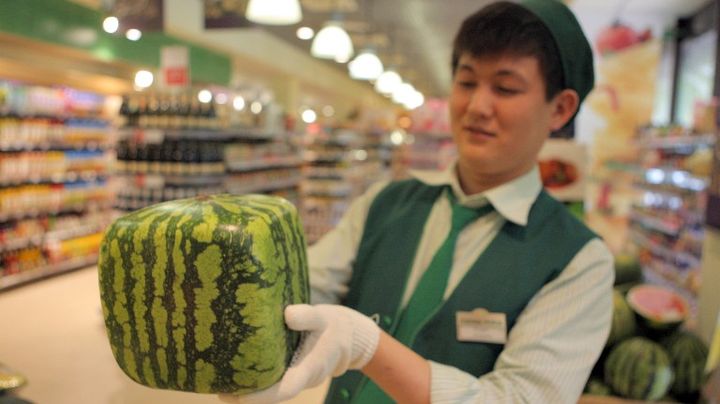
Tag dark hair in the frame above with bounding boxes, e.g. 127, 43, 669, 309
452, 1, 564, 100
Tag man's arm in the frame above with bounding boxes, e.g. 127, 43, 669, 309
308, 181, 389, 304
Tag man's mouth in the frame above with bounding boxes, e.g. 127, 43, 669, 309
463, 125, 496, 138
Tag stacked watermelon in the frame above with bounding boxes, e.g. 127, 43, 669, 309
98, 194, 310, 394
584, 281, 708, 402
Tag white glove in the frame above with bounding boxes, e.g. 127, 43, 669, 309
219, 304, 380, 404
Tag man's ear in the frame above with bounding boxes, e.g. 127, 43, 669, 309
550, 89, 580, 131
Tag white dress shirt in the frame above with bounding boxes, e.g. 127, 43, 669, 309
308, 161, 614, 403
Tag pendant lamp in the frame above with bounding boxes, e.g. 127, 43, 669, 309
392, 83, 415, 105
246, 0, 302, 25
374, 69, 402, 94
311, 22, 354, 60
349, 50, 384, 80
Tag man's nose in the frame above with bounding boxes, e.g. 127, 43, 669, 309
467, 86, 493, 118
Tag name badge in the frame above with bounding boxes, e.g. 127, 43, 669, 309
456, 308, 507, 344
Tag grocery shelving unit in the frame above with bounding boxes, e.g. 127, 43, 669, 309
114, 92, 302, 210
300, 128, 392, 244
0, 80, 118, 291
628, 127, 716, 324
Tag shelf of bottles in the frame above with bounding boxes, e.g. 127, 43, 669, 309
115, 92, 301, 210
628, 125, 716, 320
0, 79, 118, 291
300, 128, 391, 245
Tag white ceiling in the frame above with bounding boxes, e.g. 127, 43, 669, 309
72, 0, 714, 99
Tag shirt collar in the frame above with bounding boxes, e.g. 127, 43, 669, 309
409, 159, 542, 226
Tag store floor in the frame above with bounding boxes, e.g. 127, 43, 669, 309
0, 267, 329, 404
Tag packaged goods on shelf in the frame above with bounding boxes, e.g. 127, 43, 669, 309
627, 125, 716, 325
0, 79, 117, 290
299, 128, 392, 244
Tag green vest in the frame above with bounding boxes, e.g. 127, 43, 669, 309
324, 179, 597, 403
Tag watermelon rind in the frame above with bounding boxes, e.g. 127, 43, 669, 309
660, 331, 709, 397
607, 289, 638, 346
604, 337, 674, 401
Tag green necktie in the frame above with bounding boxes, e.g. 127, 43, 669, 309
393, 191, 493, 345
352, 191, 493, 404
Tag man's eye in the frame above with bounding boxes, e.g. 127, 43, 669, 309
457, 81, 476, 89
495, 86, 519, 95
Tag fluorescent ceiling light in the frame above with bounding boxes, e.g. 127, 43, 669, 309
375, 70, 402, 94
311, 23, 354, 60
103, 16, 119, 34
392, 83, 415, 104
296, 26, 314, 40
134, 70, 153, 89
246, 0, 302, 25
349, 50, 384, 81
125, 29, 142, 41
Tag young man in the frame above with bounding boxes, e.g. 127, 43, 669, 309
222, 1, 613, 403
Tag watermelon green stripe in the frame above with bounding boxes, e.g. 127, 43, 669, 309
172, 223, 189, 388
151, 214, 171, 384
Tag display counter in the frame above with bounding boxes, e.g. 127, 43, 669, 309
0, 267, 329, 404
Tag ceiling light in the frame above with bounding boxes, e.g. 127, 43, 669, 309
392, 83, 415, 104
403, 90, 425, 110
198, 89, 213, 104
296, 26, 314, 40
125, 29, 142, 41
103, 16, 119, 34
233, 96, 246, 111
349, 50, 384, 81
375, 70, 402, 94
301, 109, 317, 123
134, 70, 154, 89
311, 22, 353, 60
251, 101, 263, 114
246, 0, 302, 25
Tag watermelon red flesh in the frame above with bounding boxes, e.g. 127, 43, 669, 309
627, 285, 688, 332
98, 194, 309, 394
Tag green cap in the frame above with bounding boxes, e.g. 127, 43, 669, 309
520, 0, 595, 106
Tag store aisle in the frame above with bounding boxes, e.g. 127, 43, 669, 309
0, 267, 328, 404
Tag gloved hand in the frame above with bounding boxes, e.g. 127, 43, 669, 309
219, 304, 380, 404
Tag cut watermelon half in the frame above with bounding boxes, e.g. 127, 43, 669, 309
626, 284, 689, 332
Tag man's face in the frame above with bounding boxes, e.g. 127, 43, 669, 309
449, 53, 560, 187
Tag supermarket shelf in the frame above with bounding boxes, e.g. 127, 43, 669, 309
226, 157, 303, 172
0, 224, 109, 253
0, 254, 99, 292
0, 201, 115, 224
629, 211, 682, 237
636, 133, 716, 149
0, 171, 109, 187
117, 173, 225, 188
630, 229, 702, 269
226, 177, 301, 195
118, 127, 286, 142
0, 142, 113, 152
638, 167, 708, 192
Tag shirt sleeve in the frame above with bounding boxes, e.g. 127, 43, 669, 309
429, 238, 615, 404
308, 181, 390, 305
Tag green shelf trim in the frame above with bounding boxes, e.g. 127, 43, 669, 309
0, 0, 231, 86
